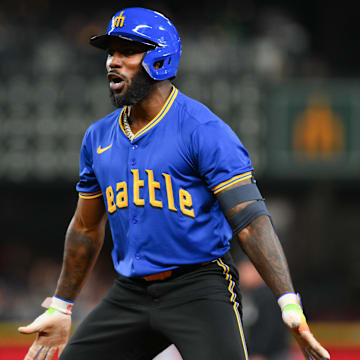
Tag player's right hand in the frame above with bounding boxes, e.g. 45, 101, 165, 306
18, 309, 71, 360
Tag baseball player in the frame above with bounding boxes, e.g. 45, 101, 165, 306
18, 7, 330, 360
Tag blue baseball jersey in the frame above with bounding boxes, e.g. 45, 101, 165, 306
76, 86, 253, 277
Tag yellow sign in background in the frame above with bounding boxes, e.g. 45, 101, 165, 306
264, 81, 360, 179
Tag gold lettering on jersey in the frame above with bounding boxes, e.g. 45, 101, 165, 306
146, 170, 163, 208
131, 169, 145, 206
112, 11, 125, 28
162, 173, 177, 212
106, 186, 116, 213
116, 181, 128, 208
105, 170, 195, 218
179, 189, 195, 218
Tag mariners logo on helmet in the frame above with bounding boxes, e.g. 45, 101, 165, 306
90, 7, 182, 81
111, 11, 125, 28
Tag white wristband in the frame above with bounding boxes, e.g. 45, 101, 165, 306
42, 296, 74, 315
277, 292, 308, 330
277, 292, 301, 310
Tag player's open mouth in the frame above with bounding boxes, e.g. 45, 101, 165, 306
107, 72, 126, 92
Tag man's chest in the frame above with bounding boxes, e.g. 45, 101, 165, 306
93, 131, 194, 179
92, 132, 201, 217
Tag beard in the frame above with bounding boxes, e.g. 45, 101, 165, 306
109, 67, 156, 108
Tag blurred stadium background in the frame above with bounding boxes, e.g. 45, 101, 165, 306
1, 0, 359, 359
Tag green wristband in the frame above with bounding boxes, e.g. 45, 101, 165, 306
283, 303, 303, 314
46, 307, 57, 315
283, 303, 307, 326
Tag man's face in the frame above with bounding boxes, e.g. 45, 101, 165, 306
106, 38, 156, 108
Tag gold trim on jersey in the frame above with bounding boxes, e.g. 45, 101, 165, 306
216, 258, 249, 360
118, 86, 178, 142
212, 172, 252, 195
79, 191, 103, 199
118, 106, 127, 138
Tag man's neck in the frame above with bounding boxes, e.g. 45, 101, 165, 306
128, 81, 173, 135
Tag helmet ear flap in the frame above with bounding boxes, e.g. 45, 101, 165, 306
142, 50, 181, 80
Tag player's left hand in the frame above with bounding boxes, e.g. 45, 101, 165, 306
290, 325, 330, 360
279, 293, 330, 360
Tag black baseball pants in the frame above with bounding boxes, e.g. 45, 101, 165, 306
60, 253, 249, 360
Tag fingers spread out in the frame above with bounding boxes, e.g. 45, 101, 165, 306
35, 346, 48, 360
19, 311, 71, 359
24, 343, 42, 360
305, 348, 315, 360
38, 346, 55, 360
44, 347, 58, 360
24, 343, 58, 360
300, 330, 330, 359
293, 329, 330, 359
299, 346, 312, 360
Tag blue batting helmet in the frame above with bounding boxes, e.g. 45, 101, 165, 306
90, 7, 182, 80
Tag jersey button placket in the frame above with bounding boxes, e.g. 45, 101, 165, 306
129, 142, 140, 265
129, 144, 138, 166
129, 142, 137, 167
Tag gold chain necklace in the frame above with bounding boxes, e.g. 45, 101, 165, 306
122, 106, 135, 142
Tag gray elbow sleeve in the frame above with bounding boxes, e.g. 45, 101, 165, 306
217, 183, 271, 234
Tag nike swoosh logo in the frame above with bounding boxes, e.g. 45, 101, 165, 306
97, 144, 112, 154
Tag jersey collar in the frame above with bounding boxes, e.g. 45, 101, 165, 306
118, 86, 178, 143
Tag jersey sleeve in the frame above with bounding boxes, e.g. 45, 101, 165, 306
192, 120, 253, 194
75, 128, 102, 199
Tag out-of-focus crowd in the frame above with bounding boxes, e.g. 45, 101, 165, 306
0, 241, 116, 322
0, 1, 324, 84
